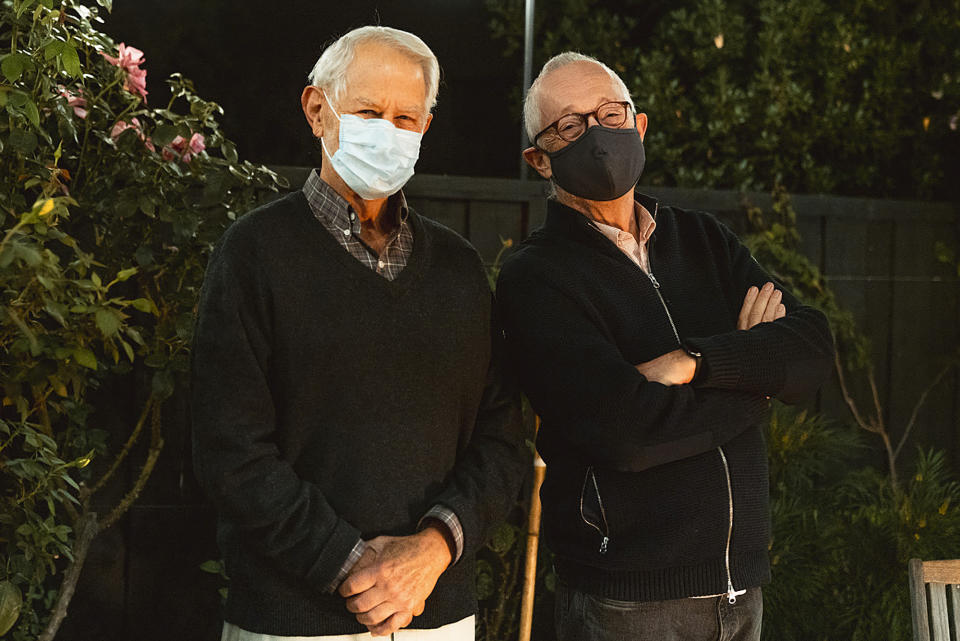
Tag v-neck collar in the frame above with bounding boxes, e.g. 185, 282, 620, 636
290, 190, 430, 296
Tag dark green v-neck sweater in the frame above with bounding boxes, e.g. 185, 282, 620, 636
190, 191, 525, 635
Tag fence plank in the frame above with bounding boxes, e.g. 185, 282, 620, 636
411, 198, 469, 236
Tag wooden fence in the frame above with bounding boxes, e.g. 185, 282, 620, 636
58, 171, 959, 641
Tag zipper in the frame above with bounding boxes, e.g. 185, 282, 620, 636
649, 245, 745, 603
646, 269, 682, 345
718, 447, 746, 604
579, 466, 610, 554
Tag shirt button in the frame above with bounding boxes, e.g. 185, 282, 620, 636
350, 212, 356, 220
342, 229, 351, 237
377, 260, 385, 269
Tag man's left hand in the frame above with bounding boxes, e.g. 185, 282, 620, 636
339, 527, 453, 637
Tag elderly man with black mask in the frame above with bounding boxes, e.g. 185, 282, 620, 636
496, 52, 834, 641
191, 26, 526, 641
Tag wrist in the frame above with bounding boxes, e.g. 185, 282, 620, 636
680, 343, 702, 384
418, 522, 454, 569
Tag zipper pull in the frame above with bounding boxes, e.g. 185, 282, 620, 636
647, 272, 661, 289
726, 579, 746, 604
599, 536, 609, 555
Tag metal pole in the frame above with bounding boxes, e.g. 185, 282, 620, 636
520, 0, 535, 179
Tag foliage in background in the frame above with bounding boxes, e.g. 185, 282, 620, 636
740, 194, 959, 640
488, 0, 960, 201
763, 405, 960, 641
741, 188, 959, 491
0, 0, 283, 638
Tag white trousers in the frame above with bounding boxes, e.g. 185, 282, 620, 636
221, 615, 475, 641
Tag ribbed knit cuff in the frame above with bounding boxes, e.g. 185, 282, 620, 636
303, 518, 364, 594
322, 538, 366, 594
419, 505, 464, 564
685, 334, 743, 390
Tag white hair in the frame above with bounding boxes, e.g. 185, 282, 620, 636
523, 52, 635, 143
308, 26, 440, 114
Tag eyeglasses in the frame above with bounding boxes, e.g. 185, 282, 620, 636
533, 101, 633, 150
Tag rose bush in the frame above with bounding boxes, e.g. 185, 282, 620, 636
0, 1, 284, 638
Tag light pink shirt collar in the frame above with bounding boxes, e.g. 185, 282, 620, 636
589, 201, 657, 272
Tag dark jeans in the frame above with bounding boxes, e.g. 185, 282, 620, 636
555, 583, 763, 641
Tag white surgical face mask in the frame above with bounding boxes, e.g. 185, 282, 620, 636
320, 90, 424, 200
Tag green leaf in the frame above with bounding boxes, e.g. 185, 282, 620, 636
0, 580, 22, 636
15, 0, 37, 17
2, 55, 24, 83
151, 369, 175, 400
152, 124, 178, 147
8, 128, 38, 154
61, 44, 81, 78
115, 266, 138, 282
43, 40, 65, 61
73, 348, 98, 370
120, 338, 134, 362
131, 298, 158, 315
221, 141, 238, 164
97, 0, 113, 11
134, 245, 154, 266
144, 353, 166, 368
199, 560, 222, 574
94, 308, 122, 337
489, 522, 516, 554
23, 99, 40, 128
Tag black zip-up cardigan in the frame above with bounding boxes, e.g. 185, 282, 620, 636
496, 193, 834, 601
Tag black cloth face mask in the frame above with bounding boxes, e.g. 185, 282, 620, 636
545, 124, 645, 201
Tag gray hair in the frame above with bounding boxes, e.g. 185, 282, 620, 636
523, 52, 635, 143
308, 26, 440, 114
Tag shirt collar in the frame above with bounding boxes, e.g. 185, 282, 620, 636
544, 190, 660, 243
302, 168, 409, 232
588, 201, 657, 246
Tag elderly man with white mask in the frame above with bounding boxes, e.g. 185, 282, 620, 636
191, 26, 525, 640
496, 52, 834, 641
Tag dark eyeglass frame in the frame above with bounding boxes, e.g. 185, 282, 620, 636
533, 100, 634, 150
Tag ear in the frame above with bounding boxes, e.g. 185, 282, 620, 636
422, 112, 434, 136
522, 146, 552, 180
635, 112, 648, 141
301, 85, 325, 138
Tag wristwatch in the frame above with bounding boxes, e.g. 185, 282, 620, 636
681, 343, 703, 383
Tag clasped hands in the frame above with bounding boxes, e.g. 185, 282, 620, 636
338, 525, 453, 637
635, 282, 785, 385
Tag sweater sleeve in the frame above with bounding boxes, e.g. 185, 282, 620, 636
190, 228, 361, 594
426, 294, 528, 561
684, 221, 835, 404
496, 263, 770, 473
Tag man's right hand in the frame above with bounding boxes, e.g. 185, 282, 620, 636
339, 528, 449, 636
738, 282, 785, 330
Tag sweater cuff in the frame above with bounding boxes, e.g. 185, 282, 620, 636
322, 538, 366, 594
304, 518, 364, 594
685, 334, 742, 389
419, 505, 464, 565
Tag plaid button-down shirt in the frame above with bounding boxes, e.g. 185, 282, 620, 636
302, 170, 465, 593
302, 169, 413, 281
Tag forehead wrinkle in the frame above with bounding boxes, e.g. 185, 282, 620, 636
346, 95, 423, 115
555, 96, 624, 116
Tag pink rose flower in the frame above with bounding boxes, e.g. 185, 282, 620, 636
188, 132, 206, 156
111, 117, 156, 152
56, 85, 87, 119
163, 132, 206, 163
101, 42, 148, 102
